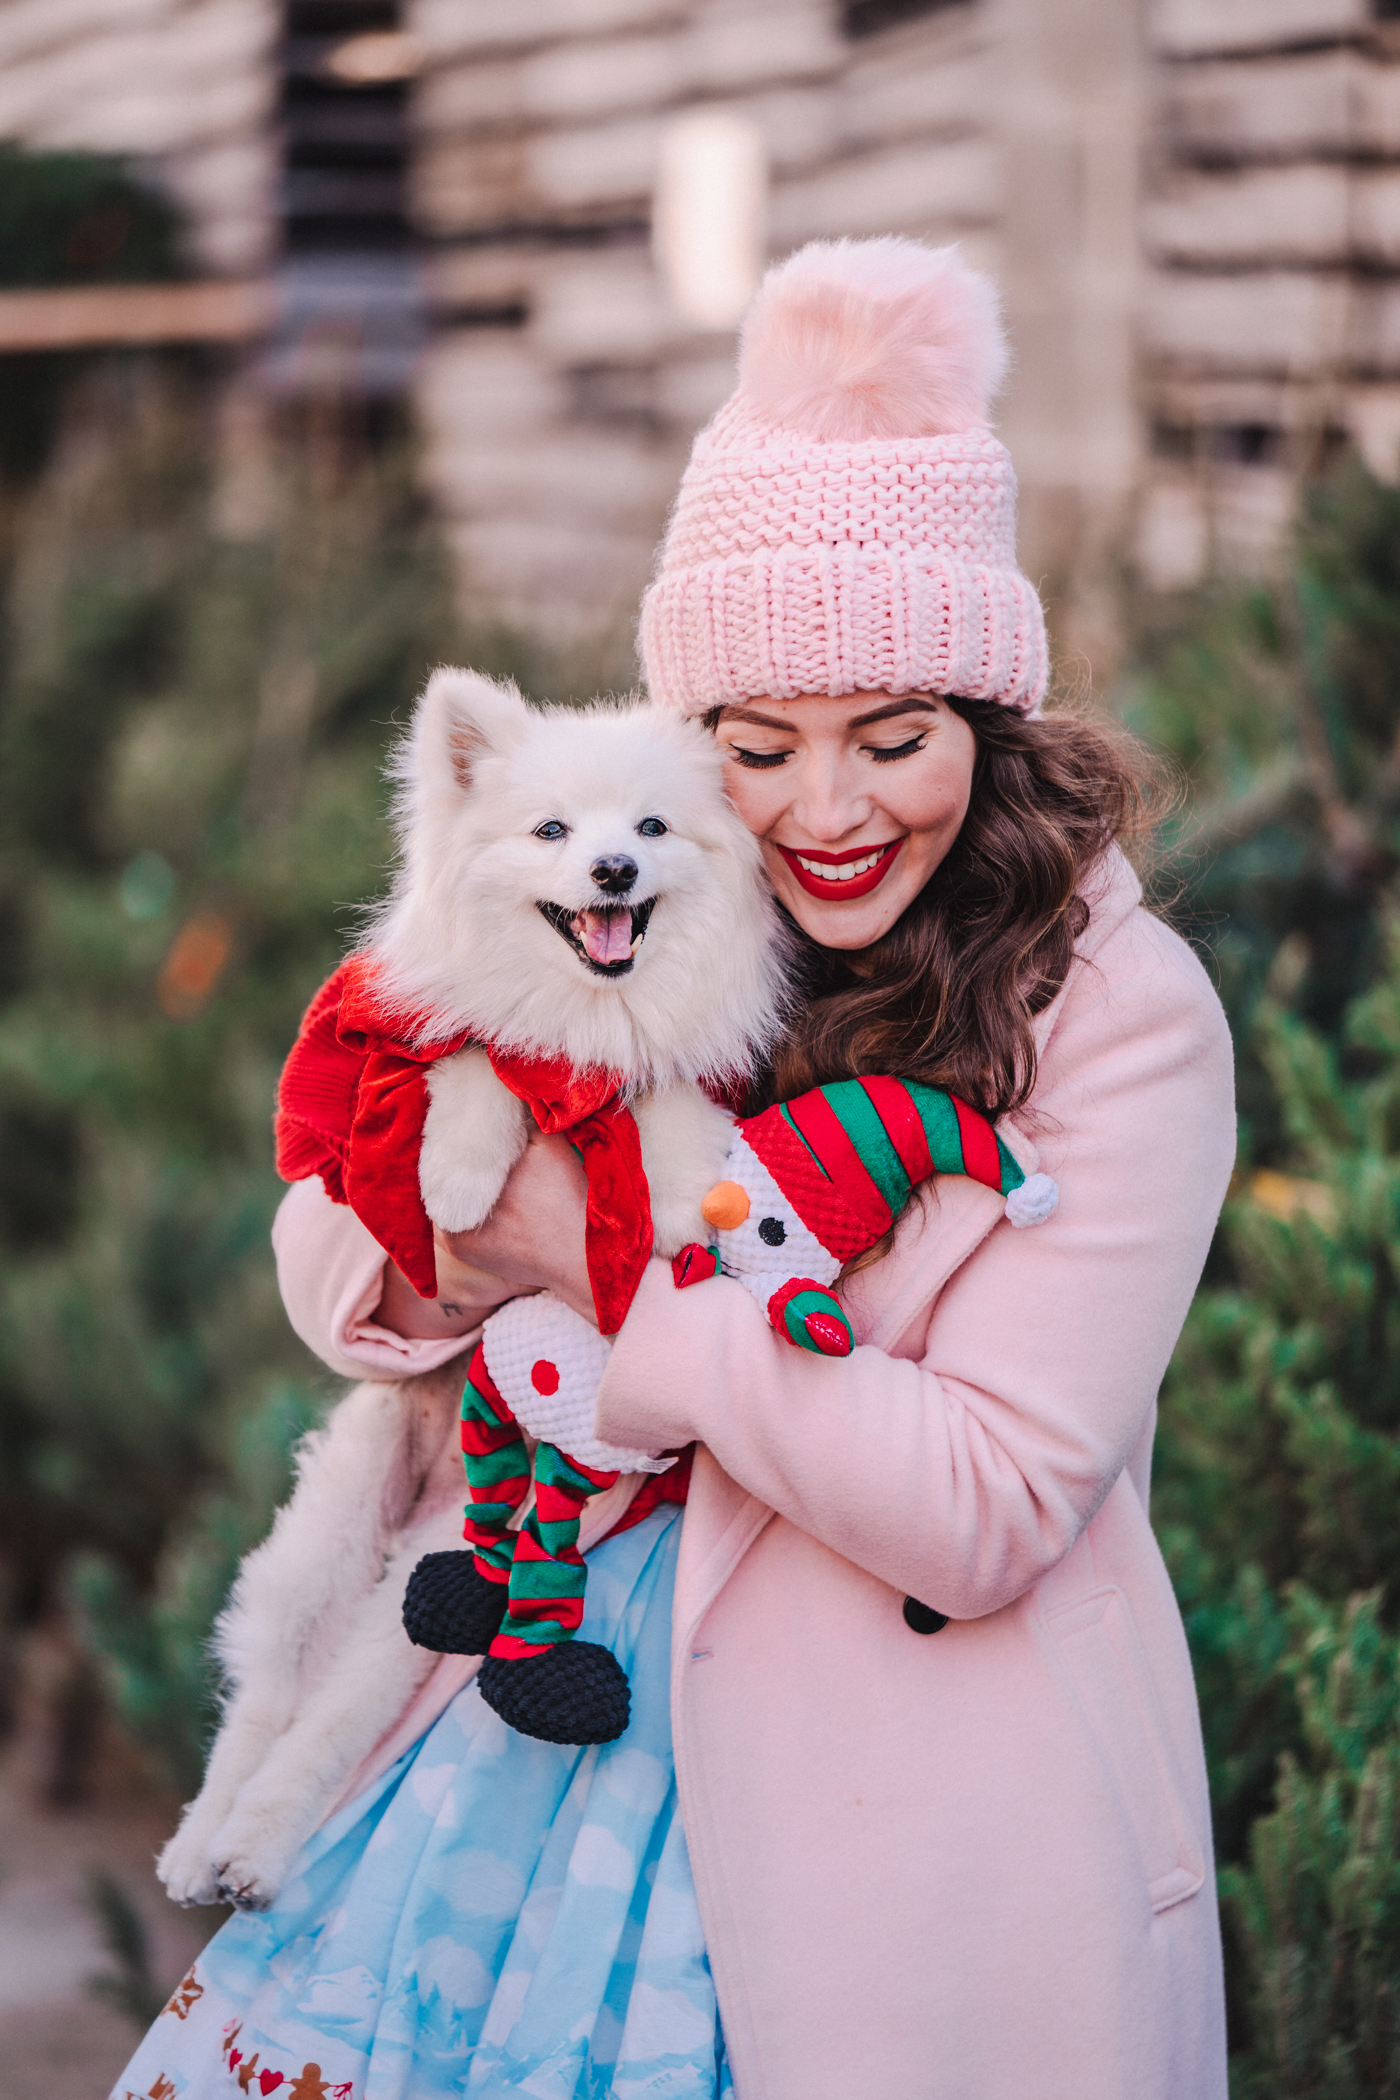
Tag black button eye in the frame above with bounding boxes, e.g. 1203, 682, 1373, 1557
637, 817, 668, 838
758, 1217, 786, 1246
534, 820, 567, 840
903, 1598, 949, 1635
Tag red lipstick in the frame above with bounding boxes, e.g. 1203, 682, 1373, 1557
774, 839, 905, 901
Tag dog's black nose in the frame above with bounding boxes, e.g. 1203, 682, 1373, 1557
591, 855, 638, 894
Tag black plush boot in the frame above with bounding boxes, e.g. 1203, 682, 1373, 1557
403, 1551, 509, 1654
476, 1642, 631, 1746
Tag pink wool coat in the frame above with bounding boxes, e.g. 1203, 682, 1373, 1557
277, 848, 1235, 2100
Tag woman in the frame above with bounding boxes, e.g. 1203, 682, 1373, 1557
116, 238, 1234, 2099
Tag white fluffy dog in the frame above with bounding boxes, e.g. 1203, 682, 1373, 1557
378, 668, 790, 1253
157, 671, 789, 1908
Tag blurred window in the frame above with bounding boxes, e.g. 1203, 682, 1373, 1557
269, 0, 428, 399
282, 0, 414, 254
843, 0, 973, 38
1209, 424, 1283, 469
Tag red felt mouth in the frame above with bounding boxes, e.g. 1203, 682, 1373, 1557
774, 839, 905, 901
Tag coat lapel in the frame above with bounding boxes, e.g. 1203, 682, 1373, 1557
672, 846, 1148, 1632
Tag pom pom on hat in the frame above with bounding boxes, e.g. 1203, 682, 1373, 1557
638, 233, 1050, 717
736, 237, 1008, 444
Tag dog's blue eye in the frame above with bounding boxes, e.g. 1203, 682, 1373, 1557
637, 817, 668, 838
534, 820, 568, 841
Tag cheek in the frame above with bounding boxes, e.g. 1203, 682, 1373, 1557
719, 761, 784, 834
889, 744, 976, 858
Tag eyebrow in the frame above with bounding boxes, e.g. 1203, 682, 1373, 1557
720, 698, 940, 734
849, 698, 940, 729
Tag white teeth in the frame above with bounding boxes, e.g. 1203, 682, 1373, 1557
795, 849, 884, 882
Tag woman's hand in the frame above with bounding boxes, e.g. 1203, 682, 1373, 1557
372, 1131, 595, 1339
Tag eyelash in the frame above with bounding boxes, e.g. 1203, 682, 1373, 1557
867, 734, 928, 764
730, 747, 789, 769
728, 733, 928, 770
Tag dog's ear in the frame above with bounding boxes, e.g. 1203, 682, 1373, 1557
414, 668, 531, 794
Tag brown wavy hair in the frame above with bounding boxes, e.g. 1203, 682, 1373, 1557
757, 697, 1158, 1119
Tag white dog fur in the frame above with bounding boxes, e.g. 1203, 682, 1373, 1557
158, 1363, 465, 1910
371, 669, 791, 1254
158, 674, 790, 1910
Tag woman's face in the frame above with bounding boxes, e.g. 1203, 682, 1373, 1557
714, 691, 977, 949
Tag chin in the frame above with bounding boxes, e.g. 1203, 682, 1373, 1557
783, 886, 915, 950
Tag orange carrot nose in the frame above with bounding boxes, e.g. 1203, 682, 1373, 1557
701, 1181, 750, 1230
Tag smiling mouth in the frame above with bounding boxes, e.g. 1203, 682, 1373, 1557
537, 897, 656, 976
775, 840, 905, 901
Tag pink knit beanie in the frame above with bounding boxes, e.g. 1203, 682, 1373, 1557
639, 237, 1049, 717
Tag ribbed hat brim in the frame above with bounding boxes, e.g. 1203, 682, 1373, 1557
640, 541, 1048, 716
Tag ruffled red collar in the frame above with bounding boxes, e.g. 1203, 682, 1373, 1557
275, 959, 654, 1334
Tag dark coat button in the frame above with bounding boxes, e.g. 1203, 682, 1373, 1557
903, 1596, 949, 1634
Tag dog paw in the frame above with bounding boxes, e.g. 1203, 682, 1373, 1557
207, 1805, 303, 1913
419, 1162, 508, 1235
420, 1048, 527, 1231
157, 1824, 224, 1909
210, 1849, 284, 1913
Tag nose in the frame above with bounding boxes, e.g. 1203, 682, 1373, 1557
791, 746, 874, 844
591, 854, 638, 894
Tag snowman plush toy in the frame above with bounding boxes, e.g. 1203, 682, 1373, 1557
670, 1074, 1058, 1636
672, 1074, 1058, 1351
405, 1073, 1057, 1745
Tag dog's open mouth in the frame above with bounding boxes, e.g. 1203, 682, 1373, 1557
537, 897, 656, 976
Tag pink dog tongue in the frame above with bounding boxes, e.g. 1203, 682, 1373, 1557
579, 908, 632, 964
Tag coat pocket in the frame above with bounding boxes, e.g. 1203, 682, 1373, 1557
1046, 1585, 1206, 1912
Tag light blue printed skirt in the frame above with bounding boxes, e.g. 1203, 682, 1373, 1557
113, 1506, 732, 2100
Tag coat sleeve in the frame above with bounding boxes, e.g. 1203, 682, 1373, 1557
271, 1175, 478, 1382
595, 909, 1236, 1620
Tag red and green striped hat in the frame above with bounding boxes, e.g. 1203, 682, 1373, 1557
742, 1078, 1024, 1263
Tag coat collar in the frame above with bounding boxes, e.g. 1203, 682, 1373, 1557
844, 846, 1146, 1358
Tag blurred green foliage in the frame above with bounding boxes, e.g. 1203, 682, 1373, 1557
1126, 461, 1400, 1163
85, 1865, 168, 2029
0, 351, 481, 1793
0, 144, 193, 486
1131, 459, 1400, 2093
0, 143, 186, 288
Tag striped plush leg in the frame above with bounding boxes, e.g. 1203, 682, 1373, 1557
476, 1443, 633, 1747
460, 1343, 532, 1581
490, 1442, 618, 1658
402, 1343, 527, 1655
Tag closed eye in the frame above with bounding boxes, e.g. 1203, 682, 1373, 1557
865, 735, 928, 764
730, 746, 791, 770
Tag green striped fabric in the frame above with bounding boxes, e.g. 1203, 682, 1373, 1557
821, 1079, 911, 1210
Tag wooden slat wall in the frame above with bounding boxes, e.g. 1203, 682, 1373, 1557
0, 0, 278, 277
1137, 0, 1400, 584
405, 0, 1021, 649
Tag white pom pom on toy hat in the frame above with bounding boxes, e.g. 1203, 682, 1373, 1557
1005, 1172, 1059, 1229
736, 236, 1009, 443
639, 234, 1049, 718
